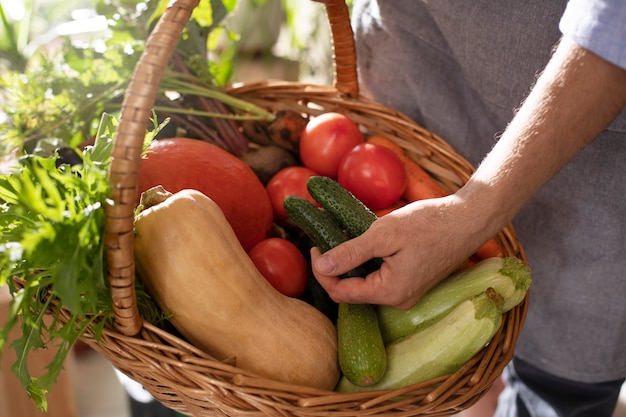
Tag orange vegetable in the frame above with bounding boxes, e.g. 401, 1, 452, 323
475, 238, 505, 260
367, 135, 503, 259
374, 198, 408, 217
453, 256, 480, 273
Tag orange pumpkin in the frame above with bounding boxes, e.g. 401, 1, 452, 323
137, 138, 273, 251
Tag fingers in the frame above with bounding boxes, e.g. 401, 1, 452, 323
312, 249, 417, 307
312, 232, 375, 277
310, 214, 406, 305
311, 226, 388, 289
311, 246, 385, 304
311, 241, 408, 306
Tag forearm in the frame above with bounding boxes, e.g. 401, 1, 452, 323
457, 37, 626, 243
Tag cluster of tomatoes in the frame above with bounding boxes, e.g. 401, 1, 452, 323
250, 112, 407, 299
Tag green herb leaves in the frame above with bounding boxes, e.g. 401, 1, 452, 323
0, 128, 113, 411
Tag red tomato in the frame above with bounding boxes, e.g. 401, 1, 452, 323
248, 238, 309, 298
338, 143, 407, 210
299, 112, 364, 178
266, 166, 320, 224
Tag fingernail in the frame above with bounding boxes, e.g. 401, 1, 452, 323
315, 254, 336, 275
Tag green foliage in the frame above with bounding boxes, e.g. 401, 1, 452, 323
0, 0, 94, 73
0, 1, 29, 72
0, 0, 239, 156
0, 124, 114, 411
0, 48, 128, 155
0, 113, 169, 411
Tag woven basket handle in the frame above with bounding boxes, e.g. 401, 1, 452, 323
105, 0, 358, 336
323, 0, 359, 96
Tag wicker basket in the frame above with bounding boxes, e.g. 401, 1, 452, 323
78, 0, 530, 415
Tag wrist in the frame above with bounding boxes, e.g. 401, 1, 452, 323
451, 178, 512, 250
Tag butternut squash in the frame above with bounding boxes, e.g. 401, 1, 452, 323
133, 187, 340, 390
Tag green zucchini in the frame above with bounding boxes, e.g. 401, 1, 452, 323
336, 288, 504, 393
284, 195, 386, 386
377, 256, 532, 344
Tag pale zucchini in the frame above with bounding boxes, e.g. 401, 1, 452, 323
377, 256, 531, 344
336, 288, 504, 393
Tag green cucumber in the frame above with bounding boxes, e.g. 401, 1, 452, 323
336, 303, 386, 387
284, 195, 386, 386
336, 288, 504, 393
306, 176, 382, 268
283, 195, 367, 277
377, 256, 532, 344
307, 176, 378, 238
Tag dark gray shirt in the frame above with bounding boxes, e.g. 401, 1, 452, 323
352, 0, 626, 383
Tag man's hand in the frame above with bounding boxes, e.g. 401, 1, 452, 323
311, 195, 482, 309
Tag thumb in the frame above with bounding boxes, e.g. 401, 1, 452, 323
313, 234, 376, 277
